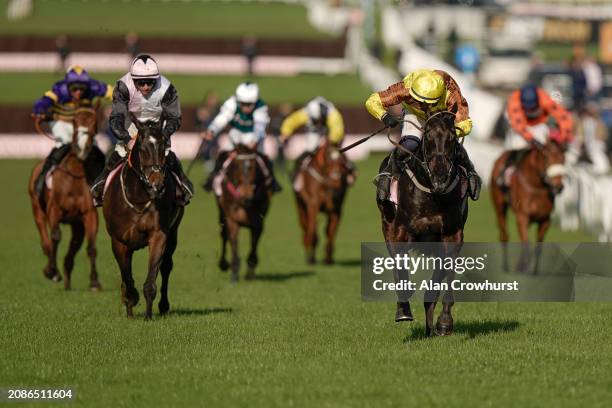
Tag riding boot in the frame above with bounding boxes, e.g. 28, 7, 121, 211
374, 136, 420, 203
455, 143, 482, 201
496, 149, 527, 189
91, 150, 124, 207
258, 152, 282, 193
167, 151, 194, 205
203, 151, 229, 192
35, 144, 71, 206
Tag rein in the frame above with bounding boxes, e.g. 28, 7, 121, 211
120, 164, 153, 213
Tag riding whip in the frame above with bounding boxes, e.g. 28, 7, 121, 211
339, 126, 388, 153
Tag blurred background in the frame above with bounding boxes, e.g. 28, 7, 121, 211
1, 0, 612, 240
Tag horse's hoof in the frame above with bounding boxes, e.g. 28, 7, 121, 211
307, 257, 316, 265
158, 301, 170, 315
435, 318, 454, 336
245, 268, 256, 280
219, 259, 230, 272
231, 273, 239, 283
324, 258, 334, 265
424, 327, 435, 337
89, 282, 102, 292
395, 302, 414, 322
51, 274, 62, 283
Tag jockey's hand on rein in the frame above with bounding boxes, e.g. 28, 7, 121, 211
382, 114, 400, 129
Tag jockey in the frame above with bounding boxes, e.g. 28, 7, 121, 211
497, 84, 574, 186
280, 96, 356, 182
90, 54, 193, 206
280, 96, 344, 150
202, 82, 281, 193
32, 65, 112, 202
365, 69, 481, 202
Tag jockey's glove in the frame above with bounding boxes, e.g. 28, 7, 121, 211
115, 142, 129, 158
382, 113, 399, 128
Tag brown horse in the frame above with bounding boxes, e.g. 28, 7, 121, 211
215, 145, 271, 282
490, 140, 566, 272
28, 108, 103, 290
377, 111, 468, 337
293, 141, 354, 264
103, 117, 184, 319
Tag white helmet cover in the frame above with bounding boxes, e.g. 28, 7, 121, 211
235, 82, 259, 103
130, 54, 160, 79
306, 97, 330, 121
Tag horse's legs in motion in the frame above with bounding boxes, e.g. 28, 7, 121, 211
144, 232, 167, 319
534, 217, 551, 274
112, 238, 137, 318
218, 208, 230, 272
492, 191, 510, 272
246, 221, 262, 280
296, 197, 310, 262
424, 261, 446, 337
159, 226, 179, 315
516, 213, 531, 272
324, 212, 340, 265
63, 222, 84, 290
305, 203, 319, 264
45, 206, 62, 282
84, 210, 101, 290
31, 194, 56, 281
436, 235, 462, 336
227, 219, 241, 282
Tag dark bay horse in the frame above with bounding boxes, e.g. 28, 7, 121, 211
293, 141, 354, 264
215, 145, 271, 282
28, 108, 103, 290
103, 117, 184, 319
490, 140, 565, 272
378, 111, 468, 337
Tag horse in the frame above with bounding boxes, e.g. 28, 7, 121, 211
293, 140, 354, 264
377, 111, 468, 337
215, 144, 271, 282
103, 116, 184, 319
490, 140, 566, 273
28, 107, 103, 290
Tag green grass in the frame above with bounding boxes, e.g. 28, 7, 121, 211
0, 72, 370, 107
0, 0, 331, 39
0, 155, 610, 407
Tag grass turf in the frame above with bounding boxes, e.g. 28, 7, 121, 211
0, 72, 370, 107
0, 0, 331, 39
0, 155, 610, 407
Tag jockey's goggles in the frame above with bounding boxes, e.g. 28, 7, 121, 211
69, 83, 88, 92
134, 79, 156, 87
239, 102, 256, 108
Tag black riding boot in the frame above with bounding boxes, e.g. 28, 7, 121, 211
203, 151, 230, 192
35, 144, 71, 206
91, 150, 124, 207
258, 152, 282, 193
455, 143, 482, 201
167, 151, 194, 205
375, 135, 420, 202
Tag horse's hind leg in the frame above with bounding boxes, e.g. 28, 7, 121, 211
31, 198, 56, 281
111, 238, 137, 318
63, 222, 84, 290
424, 267, 446, 337
84, 210, 101, 290
144, 232, 167, 320
534, 217, 551, 275
491, 185, 510, 271
516, 214, 531, 273
246, 222, 263, 280
324, 212, 340, 265
218, 206, 230, 272
305, 203, 318, 264
227, 220, 240, 283
159, 226, 179, 315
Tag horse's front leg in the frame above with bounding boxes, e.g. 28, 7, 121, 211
324, 211, 340, 265
45, 206, 62, 282
218, 206, 230, 272
145, 231, 167, 319
305, 203, 319, 264
435, 235, 463, 336
159, 224, 179, 316
84, 210, 101, 290
534, 217, 550, 275
63, 222, 84, 290
226, 219, 240, 282
246, 220, 263, 280
111, 238, 137, 318
516, 213, 531, 273
424, 264, 446, 337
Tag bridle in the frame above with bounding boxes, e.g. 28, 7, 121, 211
388, 110, 460, 194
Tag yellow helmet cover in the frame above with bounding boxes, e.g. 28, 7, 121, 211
408, 70, 446, 104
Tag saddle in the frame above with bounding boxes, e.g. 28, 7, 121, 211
213, 150, 270, 197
